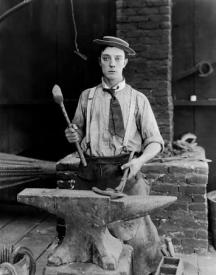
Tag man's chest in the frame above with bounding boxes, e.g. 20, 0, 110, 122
91, 91, 132, 125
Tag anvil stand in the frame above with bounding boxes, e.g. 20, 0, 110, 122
18, 188, 177, 275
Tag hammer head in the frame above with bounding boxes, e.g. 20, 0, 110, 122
52, 84, 63, 105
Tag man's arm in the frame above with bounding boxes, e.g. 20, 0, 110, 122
121, 142, 161, 179
121, 92, 163, 179
65, 90, 89, 144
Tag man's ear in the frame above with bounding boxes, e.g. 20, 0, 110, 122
124, 58, 128, 68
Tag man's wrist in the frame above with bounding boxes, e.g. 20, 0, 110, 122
136, 155, 147, 167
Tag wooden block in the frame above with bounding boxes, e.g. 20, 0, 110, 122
43, 245, 133, 275
155, 256, 184, 275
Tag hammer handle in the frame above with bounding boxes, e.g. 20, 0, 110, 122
60, 103, 87, 167
75, 142, 87, 167
60, 103, 71, 126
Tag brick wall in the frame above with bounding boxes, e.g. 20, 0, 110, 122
142, 147, 209, 254
116, 0, 173, 144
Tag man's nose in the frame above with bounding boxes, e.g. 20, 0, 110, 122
109, 58, 116, 67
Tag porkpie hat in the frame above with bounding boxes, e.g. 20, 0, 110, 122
93, 36, 136, 56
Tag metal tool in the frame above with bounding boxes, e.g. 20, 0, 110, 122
52, 84, 87, 167
115, 150, 135, 193
92, 186, 125, 199
0, 245, 36, 275
92, 151, 135, 199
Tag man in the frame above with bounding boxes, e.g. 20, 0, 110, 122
65, 36, 164, 275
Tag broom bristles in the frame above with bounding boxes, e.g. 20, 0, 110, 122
0, 153, 56, 189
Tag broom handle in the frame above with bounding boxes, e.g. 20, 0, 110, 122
60, 103, 87, 167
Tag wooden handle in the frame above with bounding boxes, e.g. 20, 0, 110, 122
59, 103, 87, 167
60, 103, 71, 126
75, 141, 87, 167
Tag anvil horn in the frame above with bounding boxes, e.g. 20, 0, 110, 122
18, 189, 177, 226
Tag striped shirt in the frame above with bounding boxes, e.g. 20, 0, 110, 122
72, 80, 164, 156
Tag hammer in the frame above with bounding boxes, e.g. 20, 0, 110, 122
52, 84, 87, 167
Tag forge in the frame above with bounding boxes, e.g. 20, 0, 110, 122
18, 188, 177, 275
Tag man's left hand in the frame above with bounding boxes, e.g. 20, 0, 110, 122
121, 158, 143, 179
121, 143, 162, 180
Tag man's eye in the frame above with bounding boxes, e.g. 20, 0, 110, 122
102, 56, 110, 61
115, 57, 123, 62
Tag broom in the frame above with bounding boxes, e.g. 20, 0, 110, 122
0, 152, 56, 190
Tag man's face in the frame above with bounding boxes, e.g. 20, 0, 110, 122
100, 47, 128, 82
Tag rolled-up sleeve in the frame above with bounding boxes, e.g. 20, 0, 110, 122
137, 94, 164, 152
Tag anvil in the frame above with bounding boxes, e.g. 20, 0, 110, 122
18, 188, 177, 271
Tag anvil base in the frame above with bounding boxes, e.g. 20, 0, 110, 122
43, 245, 133, 275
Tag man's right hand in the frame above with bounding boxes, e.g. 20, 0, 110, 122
65, 124, 80, 143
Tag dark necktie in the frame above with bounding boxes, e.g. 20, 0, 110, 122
103, 88, 125, 138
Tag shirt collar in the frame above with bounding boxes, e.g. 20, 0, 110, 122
102, 78, 125, 92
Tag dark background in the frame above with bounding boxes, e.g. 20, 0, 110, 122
0, 0, 115, 160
